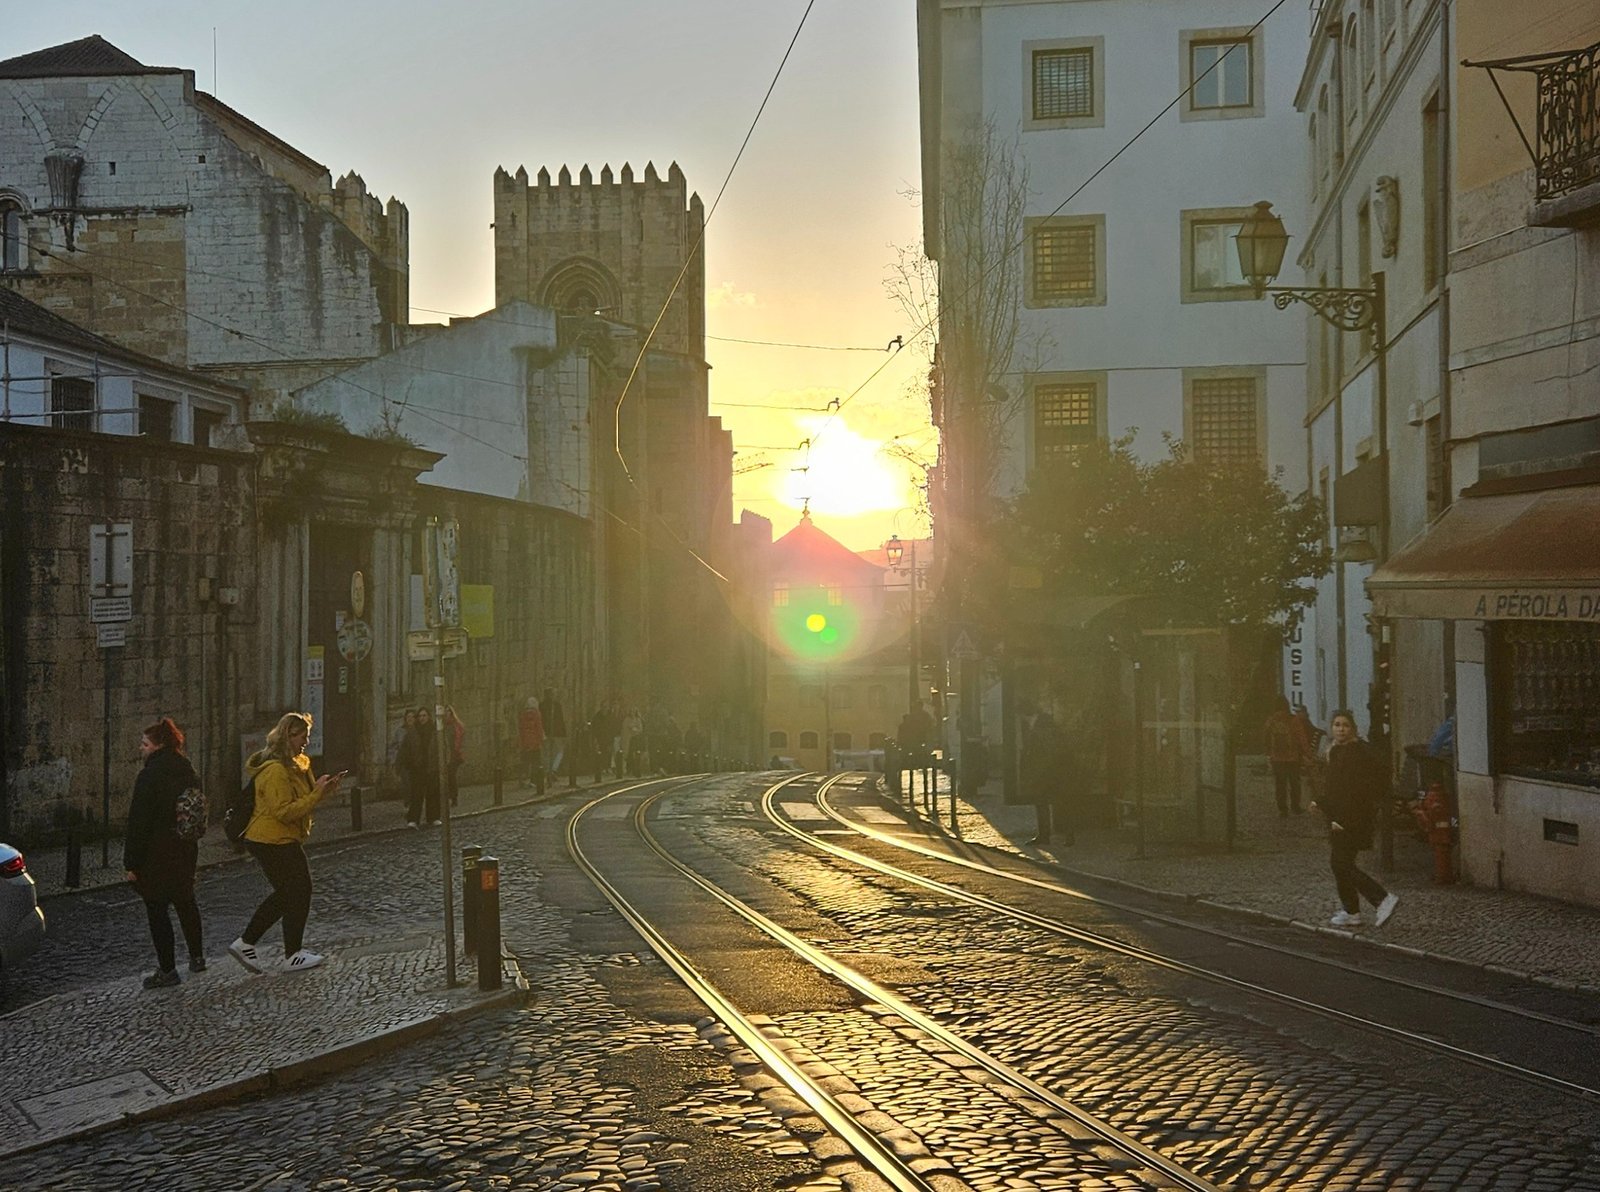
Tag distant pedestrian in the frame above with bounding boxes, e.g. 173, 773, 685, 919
124, 717, 205, 989
541, 688, 567, 780
403, 706, 441, 826
1265, 697, 1310, 816
230, 712, 343, 973
1310, 710, 1399, 929
443, 706, 466, 806
518, 697, 546, 795
1021, 706, 1073, 847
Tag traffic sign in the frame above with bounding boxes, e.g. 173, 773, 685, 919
337, 617, 373, 662
407, 627, 468, 662
96, 623, 126, 648
90, 596, 133, 624
949, 625, 980, 659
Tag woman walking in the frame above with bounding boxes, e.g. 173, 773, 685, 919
230, 712, 342, 973
404, 706, 441, 826
124, 717, 205, 989
1311, 710, 1399, 929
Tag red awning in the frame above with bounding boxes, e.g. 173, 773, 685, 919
1366, 483, 1600, 620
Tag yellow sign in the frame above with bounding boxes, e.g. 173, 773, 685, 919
462, 584, 495, 639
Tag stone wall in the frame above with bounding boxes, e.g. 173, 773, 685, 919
0, 422, 258, 840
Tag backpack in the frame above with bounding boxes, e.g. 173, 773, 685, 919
223, 772, 259, 845
174, 785, 209, 841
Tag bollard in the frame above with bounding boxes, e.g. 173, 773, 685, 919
477, 856, 502, 991
65, 823, 81, 889
350, 785, 363, 833
461, 845, 483, 955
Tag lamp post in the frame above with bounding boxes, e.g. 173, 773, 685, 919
885, 534, 920, 718
1236, 200, 1394, 864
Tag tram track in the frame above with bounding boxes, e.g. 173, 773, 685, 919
766, 771, 1600, 1104
568, 771, 1225, 1192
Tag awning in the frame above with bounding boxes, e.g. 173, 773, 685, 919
1367, 483, 1600, 620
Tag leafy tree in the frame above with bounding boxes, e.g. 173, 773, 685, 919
990, 435, 1329, 634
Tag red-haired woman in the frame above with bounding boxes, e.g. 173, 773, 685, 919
124, 717, 205, 988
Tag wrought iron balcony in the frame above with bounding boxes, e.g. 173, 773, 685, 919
1469, 40, 1600, 227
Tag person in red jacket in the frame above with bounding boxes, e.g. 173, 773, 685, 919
518, 697, 546, 796
1264, 697, 1311, 816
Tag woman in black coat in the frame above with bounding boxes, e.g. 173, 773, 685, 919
1311, 710, 1399, 929
124, 717, 205, 987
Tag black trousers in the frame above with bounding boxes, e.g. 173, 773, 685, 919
243, 840, 314, 956
1271, 760, 1303, 814
407, 773, 440, 823
1329, 831, 1387, 914
143, 888, 202, 972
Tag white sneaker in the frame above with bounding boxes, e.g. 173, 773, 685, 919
407, 820, 418, 829
1374, 892, 1399, 927
1329, 910, 1363, 927
229, 937, 263, 973
285, 949, 324, 971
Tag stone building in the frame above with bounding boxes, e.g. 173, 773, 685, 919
0, 286, 251, 839
493, 161, 744, 746
0, 35, 407, 408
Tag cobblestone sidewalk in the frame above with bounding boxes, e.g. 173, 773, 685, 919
888, 761, 1600, 995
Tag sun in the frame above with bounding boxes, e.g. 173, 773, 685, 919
782, 420, 905, 517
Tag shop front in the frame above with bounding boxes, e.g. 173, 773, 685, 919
1367, 477, 1600, 907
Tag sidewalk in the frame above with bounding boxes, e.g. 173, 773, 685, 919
896, 760, 1600, 995
2, 771, 586, 1159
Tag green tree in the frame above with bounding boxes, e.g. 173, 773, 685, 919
996, 435, 1329, 633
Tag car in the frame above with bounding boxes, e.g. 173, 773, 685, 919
0, 842, 46, 972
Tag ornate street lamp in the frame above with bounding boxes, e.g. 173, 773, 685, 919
885, 534, 904, 568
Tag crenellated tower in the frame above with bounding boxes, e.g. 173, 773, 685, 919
493, 160, 704, 360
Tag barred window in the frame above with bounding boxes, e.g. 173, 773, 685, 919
768, 730, 787, 749
51, 375, 94, 432
1190, 376, 1259, 468
799, 731, 819, 750
1033, 48, 1094, 120
1035, 382, 1098, 462
1032, 225, 1096, 301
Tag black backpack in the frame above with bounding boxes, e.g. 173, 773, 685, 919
223, 771, 259, 846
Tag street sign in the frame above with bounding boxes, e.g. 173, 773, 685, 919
90, 596, 133, 624
95, 623, 126, 648
89, 523, 133, 598
407, 627, 468, 662
949, 627, 980, 659
337, 617, 373, 662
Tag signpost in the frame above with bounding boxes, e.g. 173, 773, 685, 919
89, 524, 132, 868
425, 518, 463, 987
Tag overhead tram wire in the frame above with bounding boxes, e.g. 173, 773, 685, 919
812, 0, 1296, 441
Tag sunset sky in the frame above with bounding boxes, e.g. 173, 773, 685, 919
9, 2, 936, 551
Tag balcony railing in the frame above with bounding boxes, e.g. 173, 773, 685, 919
1532, 41, 1600, 203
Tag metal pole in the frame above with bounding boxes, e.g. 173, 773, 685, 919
101, 646, 111, 868
437, 649, 456, 987
1133, 658, 1146, 860
1373, 271, 1396, 872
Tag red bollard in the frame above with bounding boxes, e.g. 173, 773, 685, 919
477, 856, 502, 991
1413, 782, 1455, 885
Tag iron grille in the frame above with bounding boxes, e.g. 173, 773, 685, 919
1191, 376, 1258, 468
1036, 382, 1097, 461
1033, 48, 1094, 120
1534, 41, 1600, 202
1032, 225, 1096, 300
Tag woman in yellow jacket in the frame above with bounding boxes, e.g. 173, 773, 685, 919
229, 712, 343, 973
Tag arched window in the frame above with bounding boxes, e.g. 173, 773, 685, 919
799, 731, 819, 750
768, 730, 787, 748
541, 257, 620, 317
832, 732, 852, 750
1, 199, 26, 272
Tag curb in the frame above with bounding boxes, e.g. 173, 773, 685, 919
2, 952, 528, 1160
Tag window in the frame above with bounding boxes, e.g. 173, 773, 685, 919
1025, 215, 1106, 307
51, 375, 94, 432
1357, 200, 1375, 355
800, 685, 822, 706
768, 730, 787, 749
192, 406, 224, 448
772, 580, 789, 607
869, 732, 886, 750
1186, 371, 1262, 470
1181, 27, 1264, 121
1423, 92, 1445, 291
868, 684, 886, 710
1181, 207, 1254, 302
1035, 382, 1098, 462
799, 731, 819, 750
826, 584, 843, 606
1492, 621, 1600, 790
1343, 19, 1360, 125
833, 685, 854, 709
139, 395, 176, 441
1023, 38, 1104, 131
1424, 415, 1446, 521
832, 732, 852, 751
0, 200, 24, 272
1361, 0, 1378, 87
